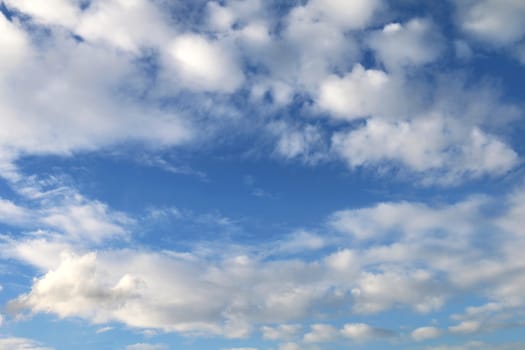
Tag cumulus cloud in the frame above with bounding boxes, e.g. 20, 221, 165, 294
278, 342, 300, 350
0, 13, 30, 73
167, 33, 244, 93
329, 196, 486, 240
318, 64, 406, 120
0, 337, 53, 350
331, 116, 518, 184
411, 326, 441, 341
0, 23, 192, 159
303, 324, 339, 343
4, 183, 525, 338
453, 0, 525, 45
261, 324, 302, 341
0, 2, 525, 349
368, 19, 444, 70
340, 323, 393, 341
1, 0, 521, 188
4, 0, 173, 52
75, 0, 174, 52
449, 320, 481, 334
268, 122, 327, 164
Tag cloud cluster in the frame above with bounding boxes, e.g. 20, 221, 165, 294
3, 181, 524, 343
0, 0, 522, 186
0, 1, 524, 349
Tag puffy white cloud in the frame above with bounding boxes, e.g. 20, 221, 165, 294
7, 249, 331, 337
340, 323, 392, 341
75, 0, 174, 52
303, 324, 339, 343
449, 320, 481, 334
261, 324, 301, 341
411, 326, 441, 341
4, 182, 525, 340
318, 65, 408, 120
268, 122, 326, 164
167, 33, 244, 93
4, 0, 173, 53
368, 19, 444, 70
125, 343, 167, 350
329, 197, 485, 240
278, 342, 300, 350
351, 270, 446, 314
254, 0, 368, 93
0, 33, 192, 159
453, 0, 525, 45
276, 231, 327, 254
207, 2, 236, 32
0, 13, 31, 74
0, 337, 53, 350
331, 116, 518, 184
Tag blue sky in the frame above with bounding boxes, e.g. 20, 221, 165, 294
0, 0, 525, 349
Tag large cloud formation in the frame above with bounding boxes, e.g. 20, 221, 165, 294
0, 1, 524, 349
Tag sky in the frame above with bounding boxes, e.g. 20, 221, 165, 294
0, 0, 525, 349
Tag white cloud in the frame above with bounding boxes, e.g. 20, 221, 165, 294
306, 0, 384, 30
340, 323, 392, 341
449, 320, 481, 334
303, 324, 339, 343
76, 0, 174, 52
351, 270, 446, 314
261, 324, 301, 341
329, 197, 485, 240
40, 199, 131, 242
277, 231, 327, 254
8, 249, 330, 337
4, 0, 173, 53
278, 342, 300, 350
0, 32, 192, 160
168, 33, 244, 93
0, 337, 53, 350
427, 341, 525, 350
4, 0, 80, 28
260, 0, 365, 92
95, 326, 114, 334
125, 343, 167, 350
454, 0, 525, 45
5, 183, 525, 340
207, 2, 236, 32
368, 19, 444, 70
0, 13, 31, 74
411, 326, 441, 341
331, 116, 518, 184
0, 179, 133, 244
268, 122, 327, 164
0, 197, 31, 225
318, 65, 407, 120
